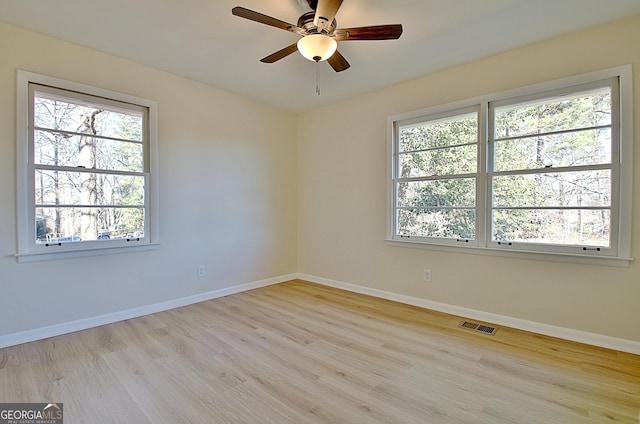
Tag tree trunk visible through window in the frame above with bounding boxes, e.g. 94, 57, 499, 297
78, 110, 102, 240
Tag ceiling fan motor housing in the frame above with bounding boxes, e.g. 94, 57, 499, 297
298, 11, 336, 35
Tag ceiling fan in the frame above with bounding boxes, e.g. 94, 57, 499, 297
231, 0, 403, 72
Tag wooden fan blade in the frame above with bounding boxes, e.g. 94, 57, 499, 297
232, 6, 301, 34
327, 50, 350, 72
260, 43, 299, 63
334, 24, 403, 41
314, 0, 343, 31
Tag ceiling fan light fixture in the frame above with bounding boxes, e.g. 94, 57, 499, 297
297, 34, 337, 62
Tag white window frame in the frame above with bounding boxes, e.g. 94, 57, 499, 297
16, 70, 160, 262
387, 66, 633, 267
392, 105, 483, 247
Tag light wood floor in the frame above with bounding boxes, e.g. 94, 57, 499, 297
1, 280, 639, 423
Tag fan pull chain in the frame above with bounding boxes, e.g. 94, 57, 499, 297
315, 62, 321, 96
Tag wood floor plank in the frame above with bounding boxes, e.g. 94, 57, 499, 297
1, 279, 639, 423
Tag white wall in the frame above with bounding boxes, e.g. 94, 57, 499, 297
297, 15, 640, 344
0, 23, 297, 337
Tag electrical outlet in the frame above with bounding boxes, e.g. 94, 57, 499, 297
197, 265, 205, 278
423, 269, 432, 282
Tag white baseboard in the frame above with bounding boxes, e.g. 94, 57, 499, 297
4, 272, 638, 355
296, 273, 640, 355
0, 274, 295, 349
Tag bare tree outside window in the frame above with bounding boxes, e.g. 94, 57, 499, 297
33, 86, 146, 244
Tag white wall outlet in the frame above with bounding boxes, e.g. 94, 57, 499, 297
197, 265, 205, 278
423, 269, 432, 282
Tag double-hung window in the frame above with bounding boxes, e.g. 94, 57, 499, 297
489, 79, 618, 254
394, 107, 480, 244
16, 71, 159, 262
388, 66, 632, 264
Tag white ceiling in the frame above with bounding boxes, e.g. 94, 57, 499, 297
2, 0, 640, 113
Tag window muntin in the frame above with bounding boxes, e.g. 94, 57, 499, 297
395, 109, 479, 241
389, 68, 630, 262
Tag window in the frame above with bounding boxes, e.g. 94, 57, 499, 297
388, 66, 632, 264
395, 107, 480, 243
489, 81, 618, 253
17, 71, 159, 262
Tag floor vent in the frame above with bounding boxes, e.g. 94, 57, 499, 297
459, 321, 497, 335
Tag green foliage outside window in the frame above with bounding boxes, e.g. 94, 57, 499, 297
395, 85, 613, 247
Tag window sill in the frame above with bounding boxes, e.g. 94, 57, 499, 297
385, 239, 633, 268
15, 243, 161, 263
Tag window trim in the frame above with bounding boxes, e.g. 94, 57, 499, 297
387, 65, 633, 267
16, 70, 160, 262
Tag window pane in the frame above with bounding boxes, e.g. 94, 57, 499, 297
35, 170, 145, 206
493, 170, 611, 208
494, 87, 611, 139
494, 128, 611, 172
397, 179, 475, 208
34, 131, 144, 172
492, 209, 610, 247
36, 207, 145, 243
399, 144, 476, 177
34, 95, 143, 141
398, 208, 475, 239
399, 112, 477, 152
